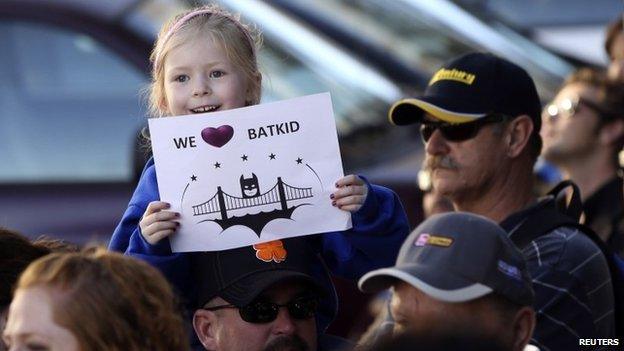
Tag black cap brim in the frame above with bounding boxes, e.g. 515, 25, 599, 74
219, 270, 326, 307
388, 97, 487, 125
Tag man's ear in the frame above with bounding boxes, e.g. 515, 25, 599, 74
505, 115, 534, 158
193, 309, 219, 351
510, 306, 536, 351
599, 118, 624, 146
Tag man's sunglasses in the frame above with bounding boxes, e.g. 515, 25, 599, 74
419, 114, 509, 143
203, 295, 320, 324
543, 96, 618, 121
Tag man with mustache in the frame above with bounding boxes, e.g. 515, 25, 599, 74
387, 53, 616, 350
192, 238, 349, 351
418, 161, 453, 218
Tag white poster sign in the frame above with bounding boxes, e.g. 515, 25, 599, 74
149, 93, 352, 252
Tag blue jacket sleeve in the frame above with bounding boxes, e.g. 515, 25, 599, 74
319, 177, 409, 279
109, 158, 159, 253
108, 158, 195, 302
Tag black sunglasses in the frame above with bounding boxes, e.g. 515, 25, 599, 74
420, 114, 509, 143
203, 295, 320, 324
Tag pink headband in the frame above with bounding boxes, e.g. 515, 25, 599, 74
153, 8, 256, 71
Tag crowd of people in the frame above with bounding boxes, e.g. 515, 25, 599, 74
2, 4, 624, 351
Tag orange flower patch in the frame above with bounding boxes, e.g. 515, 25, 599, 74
253, 240, 287, 263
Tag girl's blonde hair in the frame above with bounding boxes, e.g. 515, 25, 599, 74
16, 248, 189, 351
149, 4, 262, 117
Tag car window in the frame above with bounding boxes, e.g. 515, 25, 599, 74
0, 20, 146, 183
259, 40, 389, 136
298, 0, 567, 100
299, 0, 475, 76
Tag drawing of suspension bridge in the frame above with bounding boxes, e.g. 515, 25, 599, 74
192, 177, 314, 236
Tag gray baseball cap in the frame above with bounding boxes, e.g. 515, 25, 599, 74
359, 212, 534, 306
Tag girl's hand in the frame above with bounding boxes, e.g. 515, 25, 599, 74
331, 174, 368, 213
139, 201, 180, 245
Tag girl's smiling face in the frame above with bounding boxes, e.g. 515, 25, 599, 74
163, 35, 250, 116
3, 287, 79, 351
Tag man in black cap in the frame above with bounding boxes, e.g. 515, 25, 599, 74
192, 238, 347, 351
388, 52, 615, 350
359, 212, 536, 351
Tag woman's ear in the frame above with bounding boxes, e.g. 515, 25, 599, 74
193, 309, 219, 350
506, 115, 534, 158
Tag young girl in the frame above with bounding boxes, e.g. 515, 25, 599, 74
109, 4, 408, 332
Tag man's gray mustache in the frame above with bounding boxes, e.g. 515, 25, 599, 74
425, 156, 459, 170
263, 335, 309, 351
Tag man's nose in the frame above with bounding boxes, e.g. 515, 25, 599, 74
271, 308, 297, 335
425, 129, 449, 156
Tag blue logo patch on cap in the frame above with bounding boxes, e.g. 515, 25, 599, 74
497, 260, 521, 282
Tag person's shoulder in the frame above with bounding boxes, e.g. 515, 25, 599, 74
531, 225, 609, 273
544, 225, 601, 255
129, 157, 159, 206
140, 157, 156, 179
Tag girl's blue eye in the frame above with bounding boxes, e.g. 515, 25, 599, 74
210, 70, 225, 78
175, 75, 189, 83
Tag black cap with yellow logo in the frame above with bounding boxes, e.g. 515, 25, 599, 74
388, 52, 541, 132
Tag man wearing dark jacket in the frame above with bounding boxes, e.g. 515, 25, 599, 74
387, 52, 616, 350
